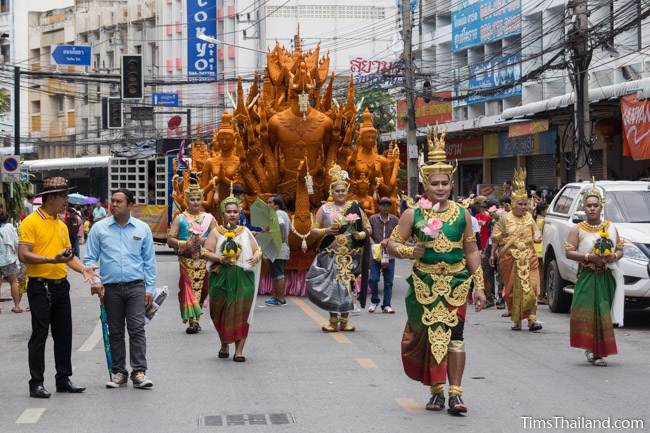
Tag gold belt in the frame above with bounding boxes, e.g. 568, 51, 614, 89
414, 260, 466, 275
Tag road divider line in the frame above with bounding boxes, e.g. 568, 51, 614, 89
396, 398, 423, 414
78, 320, 102, 352
290, 298, 351, 344
16, 408, 46, 424
356, 358, 378, 369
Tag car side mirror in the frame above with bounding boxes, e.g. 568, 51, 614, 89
572, 211, 586, 224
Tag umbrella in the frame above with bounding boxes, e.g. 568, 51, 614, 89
68, 193, 87, 205
99, 301, 113, 381
84, 197, 100, 205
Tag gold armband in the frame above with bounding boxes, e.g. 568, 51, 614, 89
564, 241, 576, 251
356, 231, 367, 240
395, 244, 415, 259
472, 266, 485, 291
318, 228, 328, 236
616, 239, 625, 250
177, 240, 187, 253
200, 248, 210, 258
389, 226, 406, 243
464, 233, 477, 244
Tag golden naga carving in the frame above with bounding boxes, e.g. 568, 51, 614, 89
172, 28, 402, 253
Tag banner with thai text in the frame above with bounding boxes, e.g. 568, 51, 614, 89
452, 0, 521, 51
396, 92, 452, 129
131, 205, 169, 241
621, 95, 650, 161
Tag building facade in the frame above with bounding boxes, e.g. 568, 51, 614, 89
390, 0, 650, 196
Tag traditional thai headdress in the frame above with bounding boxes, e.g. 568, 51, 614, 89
582, 176, 605, 204
358, 108, 376, 136
420, 123, 457, 186
511, 168, 528, 202
217, 111, 235, 138
329, 163, 350, 192
184, 172, 202, 200
220, 181, 241, 213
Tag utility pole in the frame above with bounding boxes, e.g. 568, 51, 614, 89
402, 0, 418, 198
13, 66, 20, 155
570, 0, 592, 181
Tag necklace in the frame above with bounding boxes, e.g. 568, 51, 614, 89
578, 220, 608, 233
291, 214, 314, 252
420, 200, 460, 223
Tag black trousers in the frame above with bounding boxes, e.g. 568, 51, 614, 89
27, 278, 73, 387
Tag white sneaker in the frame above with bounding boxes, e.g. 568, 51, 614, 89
131, 371, 153, 389
351, 303, 362, 316
106, 372, 128, 389
368, 303, 379, 313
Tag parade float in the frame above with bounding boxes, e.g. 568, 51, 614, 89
171, 32, 401, 295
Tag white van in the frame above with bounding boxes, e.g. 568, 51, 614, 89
542, 181, 650, 313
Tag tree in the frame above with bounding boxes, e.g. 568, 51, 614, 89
0, 89, 10, 113
355, 87, 396, 136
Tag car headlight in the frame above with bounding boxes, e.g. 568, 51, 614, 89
623, 243, 650, 264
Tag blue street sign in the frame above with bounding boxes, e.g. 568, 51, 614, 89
51, 45, 91, 66
152, 93, 179, 107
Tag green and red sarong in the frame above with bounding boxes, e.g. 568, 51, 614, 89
570, 266, 617, 357
209, 264, 255, 343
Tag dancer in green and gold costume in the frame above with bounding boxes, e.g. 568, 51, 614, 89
388, 125, 486, 415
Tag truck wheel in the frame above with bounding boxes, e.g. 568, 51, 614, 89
546, 259, 572, 313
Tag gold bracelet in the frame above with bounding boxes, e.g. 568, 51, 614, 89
584, 253, 590, 262
472, 266, 485, 291
395, 244, 415, 259
356, 231, 367, 240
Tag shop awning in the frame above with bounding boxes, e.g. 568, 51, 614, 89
22, 156, 111, 172
501, 77, 650, 120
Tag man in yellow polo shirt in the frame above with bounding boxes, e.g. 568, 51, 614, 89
18, 176, 91, 399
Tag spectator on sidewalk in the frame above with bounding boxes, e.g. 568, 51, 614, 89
264, 195, 290, 307
84, 189, 157, 390
92, 201, 107, 223
0, 212, 21, 313
368, 197, 399, 313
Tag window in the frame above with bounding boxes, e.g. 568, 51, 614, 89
551, 187, 579, 215
81, 118, 88, 139
1, 0, 9, 13
56, 94, 64, 113
605, 191, 650, 223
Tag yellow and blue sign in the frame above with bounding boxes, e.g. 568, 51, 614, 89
484, 127, 557, 159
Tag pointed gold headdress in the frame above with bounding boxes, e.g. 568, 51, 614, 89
358, 108, 376, 136
511, 168, 528, 202
220, 181, 241, 212
582, 176, 605, 204
420, 123, 456, 186
328, 163, 350, 191
217, 112, 235, 138
184, 172, 202, 200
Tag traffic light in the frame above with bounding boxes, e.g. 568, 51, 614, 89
422, 80, 432, 103
107, 97, 122, 129
121, 55, 143, 100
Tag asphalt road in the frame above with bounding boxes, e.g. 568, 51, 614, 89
1, 253, 648, 433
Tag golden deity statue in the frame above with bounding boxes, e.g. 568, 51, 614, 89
190, 125, 210, 173
172, 28, 402, 253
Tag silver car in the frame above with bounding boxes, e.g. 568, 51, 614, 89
542, 181, 650, 314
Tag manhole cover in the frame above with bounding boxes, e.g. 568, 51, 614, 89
201, 413, 294, 427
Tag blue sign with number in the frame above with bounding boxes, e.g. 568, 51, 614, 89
152, 93, 179, 107
51, 45, 91, 66
187, 0, 217, 81
452, 0, 521, 51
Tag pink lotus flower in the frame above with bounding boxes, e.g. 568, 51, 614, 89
495, 208, 506, 215
422, 217, 443, 238
345, 213, 360, 223
190, 223, 204, 235
488, 205, 497, 213
418, 197, 433, 209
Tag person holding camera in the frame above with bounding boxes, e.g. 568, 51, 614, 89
18, 177, 92, 399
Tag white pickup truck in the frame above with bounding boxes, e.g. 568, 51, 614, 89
542, 181, 650, 313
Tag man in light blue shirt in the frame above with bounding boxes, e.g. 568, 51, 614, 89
84, 189, 157, 390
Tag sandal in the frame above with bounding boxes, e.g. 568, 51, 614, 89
585, 350, 595, 364
501, 312, 511, 317
593, 358, 607, 367
11, 307, 23, 314
425, 394, 445, 411
233, 355, 246, 363
218, 351, 229, 359
528, 322, 543, 332
447, 395, 468, 415
511, 325, 521, 331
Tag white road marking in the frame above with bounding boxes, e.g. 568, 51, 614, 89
78, 320, 102, 352
16, 408, 46, 424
